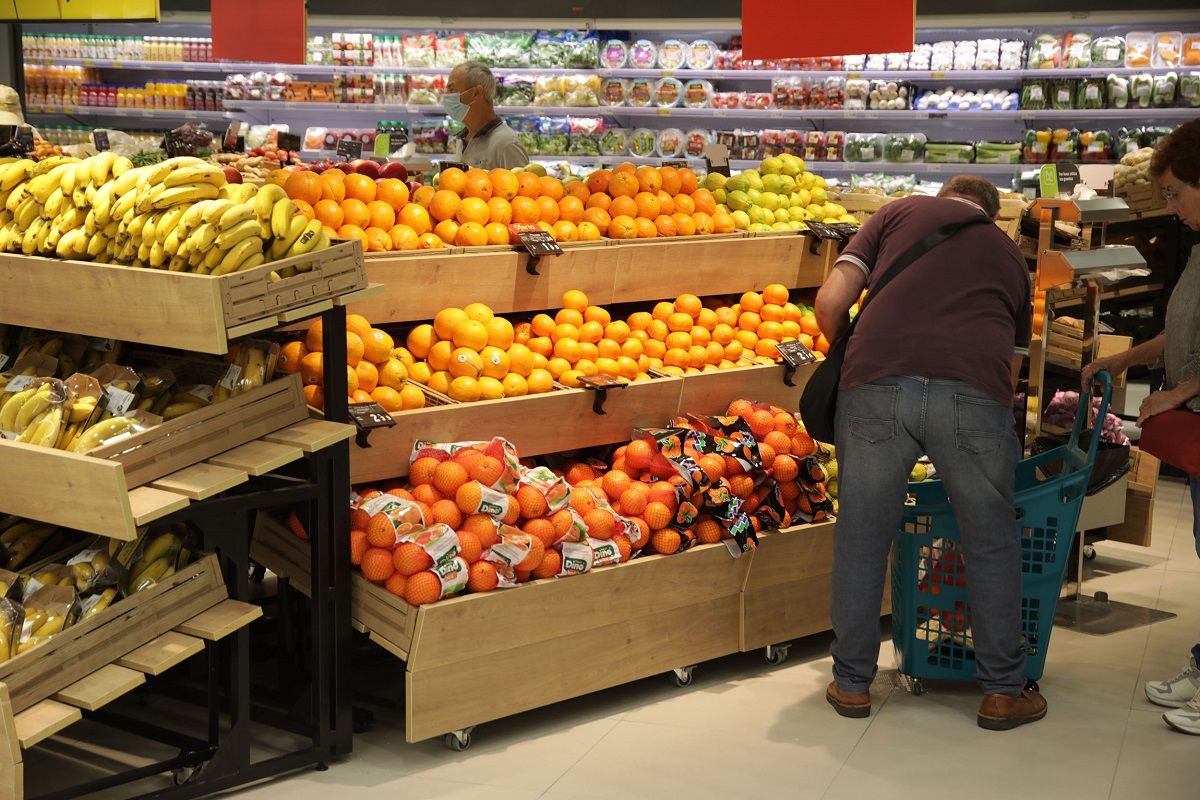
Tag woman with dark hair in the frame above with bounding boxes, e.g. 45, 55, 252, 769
1083, 118, 1200, 735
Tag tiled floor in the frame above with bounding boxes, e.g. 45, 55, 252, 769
29, 480, 1200, 799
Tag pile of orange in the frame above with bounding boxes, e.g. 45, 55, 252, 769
723, 399, 825, 522
280, 312, 424, 412
279, 163, 742, 253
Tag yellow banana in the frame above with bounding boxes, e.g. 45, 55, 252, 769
210, 236, 264, 276
215, 218, 260, 249
217, 202, 255, 231
69, 415, 136, 453
163, 163, 226, 188
253, 183, 287, 220
201, 199, 235, 225
268, 214, 309, 260
270, 197, 299, 239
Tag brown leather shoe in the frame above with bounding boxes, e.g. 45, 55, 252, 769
977, 689, 1048, 730
826, 681, 871, 718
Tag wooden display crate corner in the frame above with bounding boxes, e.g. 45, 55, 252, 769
1106, 447, 1159, 548
676, 361, 818, 418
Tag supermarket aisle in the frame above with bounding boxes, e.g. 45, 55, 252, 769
30, 480, 1200, 800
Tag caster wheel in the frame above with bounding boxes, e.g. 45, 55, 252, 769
764, 645, 790, 666
1083, 545, 1096, 561
444, 730, 472, 751
670, 667, 694, 688
911, 679, 925, 697
172, 766, 199, 786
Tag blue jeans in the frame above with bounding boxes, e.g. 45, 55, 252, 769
831, 375, 1025, 697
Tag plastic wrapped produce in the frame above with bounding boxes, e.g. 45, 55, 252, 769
975, 39, 1001, 70
884, 133, 926, 162
599, 39, 628, 68
599, 128, 629, 156
1080, 130, 1113, 162
1000, 40, 1025, 70
843, 55, 867, 71
974, 141, 1021, 164
601, 77, 629, 106
406, 74, 443, 105
909, 43, 933, 70
564, 31, 599, 69
402, 33, 436, 67
1155, 32, 1182, 67
845, 133, 884, 162
1091, 36, 1126, 67
629, 39, 657, 69
1021, 79, 1048, 109
953, 40, 977, 71
467, 31, 534, 67
925, 141, 976, 163
869, 80, 912, 110
1050, 79, 1076, 110
685, 128, 710, 156
658, 39, 687, 70
1153, 72, 1178, 107
657, 128, 685, 158
1052, 128, 1080, 161
1029, 33, 1062, 69
1185, 34, 1200, 67
497, 76, 534, 106
1108, 74, 1130, 108
930, 41, 955, 72
1023, 129, 1053, 163
536, 116, 571, 155
563, 74, 601, 107
845, 79, 870, 110
628, 78, 654, 107
533, 75, 565, 106
1126, 32, 1153, 67
568, 116, 604, 155
886, 51, 910, 71
1181, 72, 1200, 107
864, 52, 887, 71
629, 128, 657, 157
683, 79, 712, 108
436, 34, 466, 67
656, 77, 684, 107
687, 40, 720, 70
1077, 77, 1105, 109
1063, 32, 1092, 68
1130, 72, 1154, 107
511, 117, 540, 154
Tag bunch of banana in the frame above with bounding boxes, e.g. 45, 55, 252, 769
0, 520, 57, 570
17, 609, 67, 654
0, 382, 64, 446
127, 530, 181, 593
151, 382, 213, 420
67, 550, 110, 592
55, 394, 100, 451
81, 587, 118, 619
213, 342, 270, 402
68, 415, 138, 454
31, 567, 76, 588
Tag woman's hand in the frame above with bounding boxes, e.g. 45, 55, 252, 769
1137, 389, 1184, 426
1081, 355, 1125, 389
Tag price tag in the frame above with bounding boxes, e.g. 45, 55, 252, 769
508, 224, 563, 258
930, 71, 946, 79
5, 375, 34, 393
187, 384, 214, 403
1038, 163, 1059, 198
276, 131, 302, 152
579, 374, 627, 390
92, 130, 110, 152
348, 402, 397, 431
847, 72, 862, 79
776, 340, 817, 368
373, 132, 392, 158
437, 160, 469, 172
661, 159, 688, 169
703, 142, 731, 177
163, 130, 188, 157
804, 221, 850, 241
82, 59, 95, 67
111, 61, 124, 68
218, 364, 242, 391
336, 138, 363, 161
105, 385, 136, 416
656, 107, 672, 116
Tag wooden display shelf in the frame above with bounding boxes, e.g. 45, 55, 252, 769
0, 241, 366, 355
0, 375, 310, 539
676, 361, 818, 417
0, 568, 260, 800
349, 233, 831, 325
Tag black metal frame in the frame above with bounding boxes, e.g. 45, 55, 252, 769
25, 305, 353, 799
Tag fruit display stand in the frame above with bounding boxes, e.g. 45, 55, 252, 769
0, 242, 366, 793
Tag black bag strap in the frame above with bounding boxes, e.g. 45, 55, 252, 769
842, 213, 993, 338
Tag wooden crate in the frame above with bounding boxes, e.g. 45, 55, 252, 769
1115, 183, 1164, 215
350, 376, 685, 483
0, 375, 309, 539
0, 241, 366, 355
676, 362, 818, 417
349, 233, 825, 325
1106, 447, 1159, 548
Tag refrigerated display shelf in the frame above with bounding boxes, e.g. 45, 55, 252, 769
26, 105, 231, 121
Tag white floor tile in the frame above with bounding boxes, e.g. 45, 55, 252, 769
1110, 709, 1200, 800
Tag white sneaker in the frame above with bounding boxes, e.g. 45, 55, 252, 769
1146, 657, 1200, 708
1164, 689, 1200, 735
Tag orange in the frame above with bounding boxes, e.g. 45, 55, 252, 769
692, 211, 714, 235
366, 200, 396, 230
314, 199, 344, 229
584, 508, 616, 540
656, 190, 675, 216
404, 571, 442, 605
552, 221, 578, 242
516, 171, 541, 198
586, 192, 612, 210
634, 217, 657, 238
389, 224, 420, 251
758, 321, 784, 342
486, 197, 512, 225
609, 195, 638, 220
278, 340, 307, 373
305, 319, 325, 351
484, 221, 510, 245
511, 195, 540, 224
556, 307, 583, 327
536, 196, 560, 224
284, 171, 322, 205
667, 312, 694, 333
355, 360, 379, 392
740, 291, 764, 313
724, 340, 744, 361
634, 191, 661, 219
398, 203, 432, 235
678, 168, 699, 194
413, 185, 436, 208
455, 221, 488, 247
608, 171, 639, 198
344, 331, 365, 366
739, 311, 762, 331
760, 303, 785, 323
293, 199, 315, 220
608, 215, 638, 239
463, 173, 493, 201
578, 221, 602, 242
565, 180, 590, 203
371, 385, 404, 412
362, 328, 394, 362
360, 547, 395, 582
537, 176, 564, 201
490, 169, 519, 201
433, 460, 469, 495
299, 351, 324, 385
433, 219, 460, 244
455, 196, 489, 225
319, 175, 346, 203
558, 195, 584, 224
438, 167, 467, 195
584, 305, 610, 326
659, 166, 682, 195
711, 210, 735, 234
340, 198, 370, 229
672, 212, 696, 236
376, 178, 410, 210
344, 173, 377, 204
467, 561, 499, 593
364, 226, 391, 252
337, 224, 368, 250
672, 193, 696, 215
378, 358, 408, 390
582, 207, 612, 230
452, 319, 489, 350
635, 166, 663, 193
429, 189, 461, 222
587, 169, 612, 194
762, 283, 790, 306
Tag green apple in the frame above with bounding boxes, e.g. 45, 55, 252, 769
727, 190, 753, 212
760, 156, 784, 175
760, 192, 780, 211
731, 209, 751, 229
704, 172, 727, 191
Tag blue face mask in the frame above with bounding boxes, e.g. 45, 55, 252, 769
443, 91, 470, 122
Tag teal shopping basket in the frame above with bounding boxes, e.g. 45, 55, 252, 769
891, 371, 1113, 692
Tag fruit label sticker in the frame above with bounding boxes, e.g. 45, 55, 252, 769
360, 494, 425, 545
104, 385, 136, 416
777, 340, 817, 367
218, 364, 242, 391
187, 384, 214, 403
92, 130, 110, 152
559, 542, 593, 576
486, 527, 534, 569
432, 556, 469, 598
589, 538, 621, 568
4, 375, 34, 393
336, 139, 364, 161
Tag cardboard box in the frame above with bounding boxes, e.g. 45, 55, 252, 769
1107, 447, 1160, 548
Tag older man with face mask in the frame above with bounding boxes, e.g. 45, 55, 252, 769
444, 61, 528, 171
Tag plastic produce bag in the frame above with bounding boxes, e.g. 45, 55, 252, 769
845, 133, 884, 163
1091, 35, 1126, 67
17, 585, 77, 655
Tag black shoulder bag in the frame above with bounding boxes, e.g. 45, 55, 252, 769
799, 214, 992, 443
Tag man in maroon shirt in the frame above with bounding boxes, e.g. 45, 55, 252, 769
814, 176, 1040, 730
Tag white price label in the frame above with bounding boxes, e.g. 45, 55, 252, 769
218, 364, 242, 391
187, 384, 214, 403
105, 385, 136, 416
4, 375, 34, 393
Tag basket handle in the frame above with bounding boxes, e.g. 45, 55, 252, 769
1071, 369, 1113, 466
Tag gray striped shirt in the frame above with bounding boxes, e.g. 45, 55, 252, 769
1163, 244, 1200, 413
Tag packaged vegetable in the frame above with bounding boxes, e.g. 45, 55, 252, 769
656, 77, 684, 107
1064, 32, 1093, 68
569, 116, 604, 155
402, 33, 436, 67
1130, 72, 1154, 107
1051, 79, 1076, 110
1076, 77, 1105, 109
1153, 72, 1178, 107
17, 585, 77, 655
924, 142, 976, 163
406, 74, 442, 105
1080, 130, 1113, 162
497, 76, 534, 107
1091, 36, 1126, 67
601, 77, 628, 106
975, 39, 1001, 70
629, 128, 657, 157
975, 141, 1022, 164
1185, 34, 1200, 67
1052, 128, 1081, 161
658, 39, 687, 70
1126, 32, 1153, 67
598, 128, 629, 156
1155, 32, 1183, 67
1023, 129, 1053, 163
930, 40, 955, 72
599, 39, 628, 68
629, 39, 657, 68
687, 40, 719, 70
533, 75, 565, 106
685, 129, 710, 157
884, 133, 926, 163
1181, 72, 1200, 107
683, 79, 712, 108
845, 133, 883, 163
535, 117, 570, 155
1021, 79, 1048, 109
562, 74, 601, 107
953, 40, 977, 71
436, 34, 466, 68
1029, 33, 1062, 69
0, 599, 19, 662
1108, 74, 1130, 108
1000, 39, 1025, 70
657, 128, 685, 158
628, 78, 654, 107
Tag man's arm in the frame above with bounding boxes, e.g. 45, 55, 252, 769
815, 260, 869, 342
1011, 353, 1024, 392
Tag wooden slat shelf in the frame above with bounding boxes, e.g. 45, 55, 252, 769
0, 242, 366, 354
175, 600, 262, 641
117, 632, 206, 676
348, 233, 833, 325
52, 664, 145, 712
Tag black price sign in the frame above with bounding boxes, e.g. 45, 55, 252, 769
277, 131, 302, 153
1054, 161, 1081, 194
336, 138, 363, 161
92, 130, 110, 152
223, 120, 243, 152
579, 375, 627, 390
348, 402, 396, 431
163, 130, 188, 157
803, 221, 848, 241
509, 224, 562, 258
661, 159, 688, 169
776, 340, 817, 368
437, 159, 469, 172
